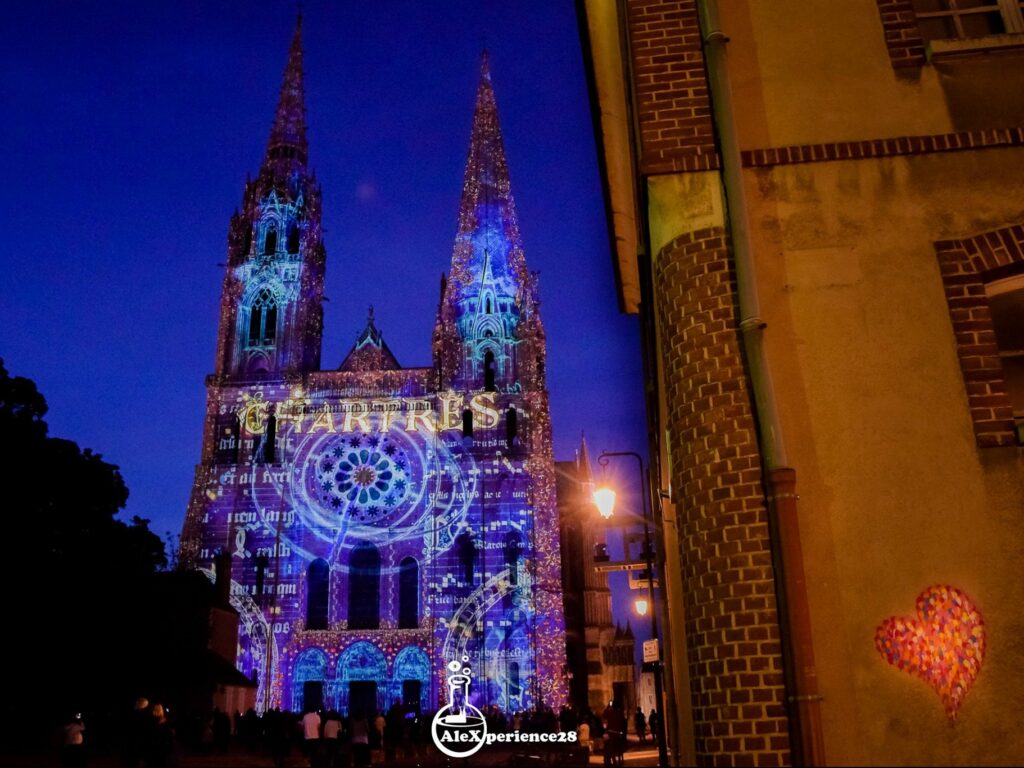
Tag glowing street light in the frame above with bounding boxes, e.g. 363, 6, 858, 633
596, 450, 669, 768
593, 486, 616, 519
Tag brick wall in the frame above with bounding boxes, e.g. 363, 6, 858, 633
935, 224, 1023, 448
740, 127, 1024, 168
625, 0, 719, 174
874, 0, 927, 68
654, 228, 791, 766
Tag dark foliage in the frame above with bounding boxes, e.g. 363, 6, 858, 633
0, 360, 191, 747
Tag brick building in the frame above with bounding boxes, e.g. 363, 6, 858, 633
579, 0, 1024, 765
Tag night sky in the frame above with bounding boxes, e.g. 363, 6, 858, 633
1, 1, 649, 634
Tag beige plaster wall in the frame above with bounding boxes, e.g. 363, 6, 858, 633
746, 147, 1024, 765
719, 0, 1024, 148
640, 90, 1024, 768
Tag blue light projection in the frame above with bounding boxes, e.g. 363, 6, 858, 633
180, 30, 566, 717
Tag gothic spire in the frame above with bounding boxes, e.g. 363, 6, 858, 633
265, 13, 308, 170
577, 433, 594, 484
447, 52, 529, 305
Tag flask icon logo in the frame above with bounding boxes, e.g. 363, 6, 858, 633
431, 656, 488, 758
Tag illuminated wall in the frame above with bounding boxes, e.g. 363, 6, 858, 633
180, 35, 566, 714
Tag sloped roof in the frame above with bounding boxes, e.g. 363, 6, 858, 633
338, 306, 401, 372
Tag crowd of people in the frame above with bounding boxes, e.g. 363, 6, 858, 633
58, 697, 660, 767
292, 703, 427, 768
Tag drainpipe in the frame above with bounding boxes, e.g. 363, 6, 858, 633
695, 1, 826, 764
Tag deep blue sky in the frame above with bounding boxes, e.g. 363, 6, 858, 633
1, 0, 648, 628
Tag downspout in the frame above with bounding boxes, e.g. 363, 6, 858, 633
694, 1, 826, 764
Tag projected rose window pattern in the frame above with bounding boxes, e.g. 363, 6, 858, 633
315, 434, 410, 521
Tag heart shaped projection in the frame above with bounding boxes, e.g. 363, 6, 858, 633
875, 585, 986, 722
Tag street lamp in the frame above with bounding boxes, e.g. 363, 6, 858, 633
593, 486, 616, 519
594, 451, 669, 768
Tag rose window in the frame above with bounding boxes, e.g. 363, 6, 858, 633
315, 434, 410, 521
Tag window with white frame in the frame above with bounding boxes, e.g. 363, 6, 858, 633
911, 0, 1024, 42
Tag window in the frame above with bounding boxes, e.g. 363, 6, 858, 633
348, 543, 380, 629
246, 289, 278, 348
306, 558, 329, 630
287, 223, 300, 254
484, 350, 496, 392
263, 225, 278, 255
398, 557, 419, 629
504, 533, 522, 587
508, 662, 521, 703
457, 533, 476, 585
264, 303, 277, 343
912, 0, 1024, 42
986, 274, 1024, 428
935, 229, 1021, 447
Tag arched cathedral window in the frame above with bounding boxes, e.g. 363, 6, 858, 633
287, 223, 300, 254
263, 225, 278, 255
484, 349, 496, 392
457, 532, 476, 585
306, 558, 330, 630
398, 557, 419, 629
247, 289, 278, 348
348, 543, 381, 630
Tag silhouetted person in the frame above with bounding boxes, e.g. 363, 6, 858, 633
146, 704, 173, 768
634, 707, 647, 743
265, 709, 290, 768
371, 710, 385, 764
384, 703, 403, 763
61, 714, 86, 768
122, 697, 149, 768
322, 710, 342, 767
602, 702, 626, 767
301, 707, 322, 764
349, 709, 370, 768
213, 707, 230, 753
648, 709, 660, 745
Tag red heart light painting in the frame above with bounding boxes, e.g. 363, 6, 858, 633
875, 585, 985, 722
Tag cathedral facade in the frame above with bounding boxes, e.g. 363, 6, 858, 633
179, 19, 567, 716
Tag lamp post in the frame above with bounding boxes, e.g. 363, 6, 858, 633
596, 451, 669, 768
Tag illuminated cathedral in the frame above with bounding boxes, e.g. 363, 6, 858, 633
179, 18, 567, 715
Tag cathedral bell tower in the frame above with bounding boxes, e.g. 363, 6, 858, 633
214, 16, 325, 379
433, 53, 546, 396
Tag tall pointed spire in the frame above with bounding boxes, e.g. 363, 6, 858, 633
447, 52, 529, 304
265, 13, 308, 169
577, 433, 594, 484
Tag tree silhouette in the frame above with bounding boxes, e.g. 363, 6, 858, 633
0, 359, 167, 743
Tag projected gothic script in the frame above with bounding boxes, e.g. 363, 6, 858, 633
179, 40, 567, 716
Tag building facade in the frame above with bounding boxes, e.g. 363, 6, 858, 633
580, 0, 1024, 765
179, 19, 567, 716
557, 438, 637, 716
